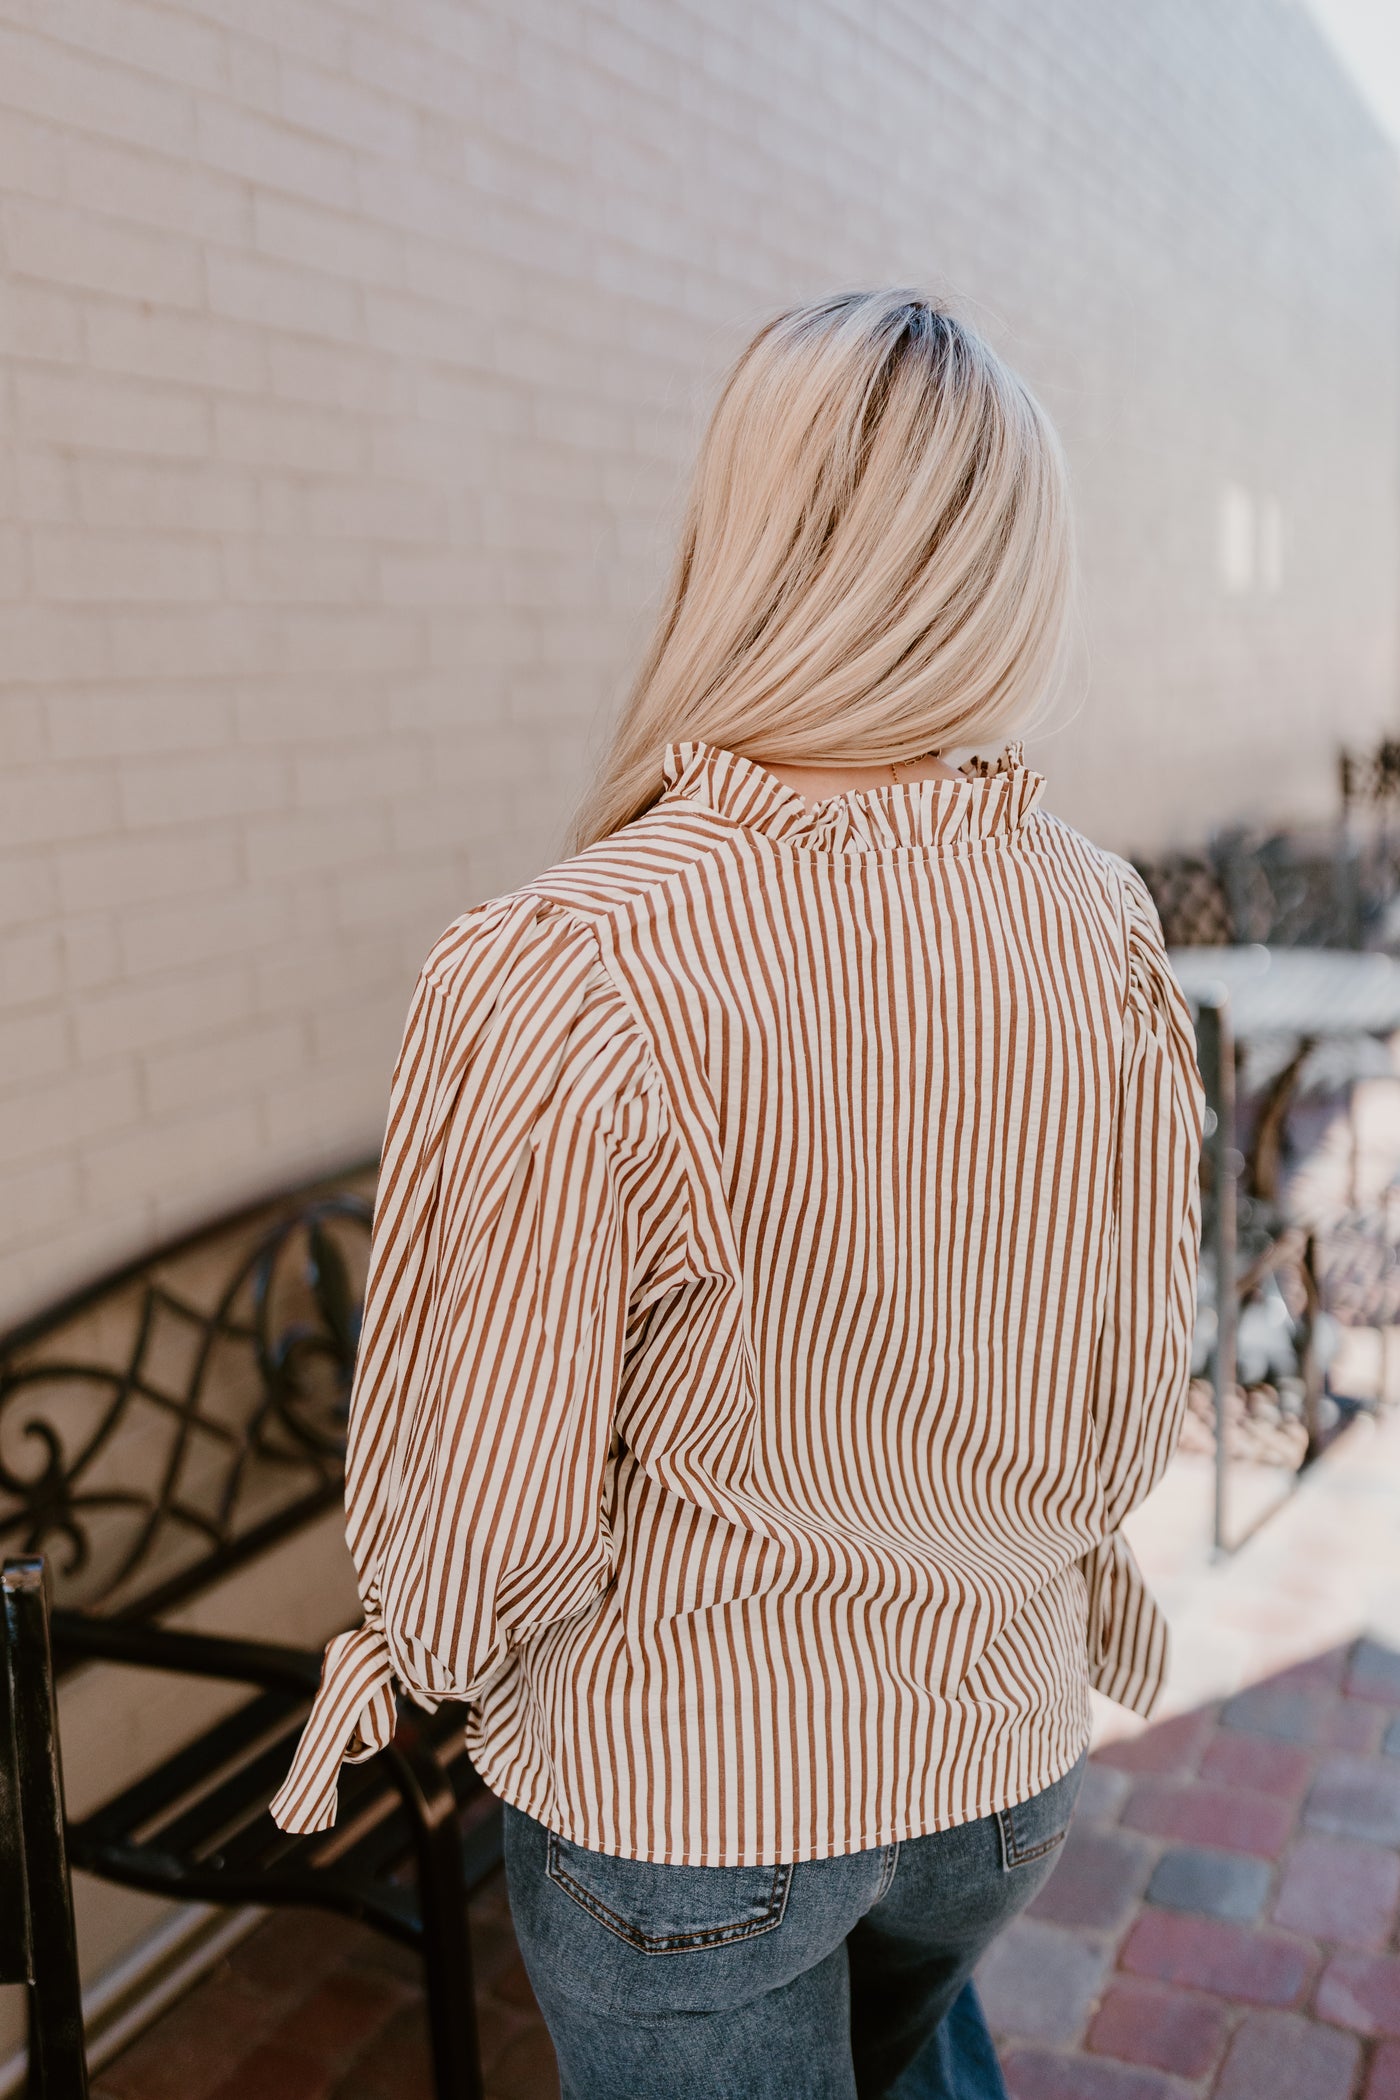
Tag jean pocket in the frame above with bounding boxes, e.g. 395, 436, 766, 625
544, 1831, 794, 1953
995, 1748, 1088, 1870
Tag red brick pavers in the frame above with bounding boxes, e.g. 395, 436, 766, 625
1368, 2040, 1400, 2097
1275, 1838, 1400, 1949
90, 1876, 560, 2100
1086, 1980, 1230, 2079
977, 1629, 1400, 2097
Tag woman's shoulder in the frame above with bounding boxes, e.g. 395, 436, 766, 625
1030, 812, 1162, 923
415, 883, 628, 1029
528, 796, 744, 916
417, 821, 695, 993
1026, 815, 1179, 1017
408, 886, 667, 1128
418, 800, 737, 977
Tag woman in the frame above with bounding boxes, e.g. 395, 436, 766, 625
271, 291, 1203, 2099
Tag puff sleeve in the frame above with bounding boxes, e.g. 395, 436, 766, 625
269, 892, 690, 1833
1082, 862, 1206, 1716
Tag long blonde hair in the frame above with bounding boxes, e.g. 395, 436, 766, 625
568, 289, 1074, 852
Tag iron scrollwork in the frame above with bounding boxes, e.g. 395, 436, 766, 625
0, 1177, 374, 1616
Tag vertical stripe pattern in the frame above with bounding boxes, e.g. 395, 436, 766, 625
270, 739, 1204, 1863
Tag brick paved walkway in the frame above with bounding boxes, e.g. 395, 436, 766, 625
94, 1403, 1400, 2100
91, 1874, 559, 2100
980, 1635, 1400, 2098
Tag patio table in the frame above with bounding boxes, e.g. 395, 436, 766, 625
1169, 944, 1400, 1202
1168, 944, 1400, 1045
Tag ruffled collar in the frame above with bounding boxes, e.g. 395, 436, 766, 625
657, 738, 1045, 851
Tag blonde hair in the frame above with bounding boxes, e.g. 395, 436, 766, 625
567, 289, 1074, 852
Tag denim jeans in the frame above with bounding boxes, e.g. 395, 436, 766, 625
503, 1747, 1087, 2099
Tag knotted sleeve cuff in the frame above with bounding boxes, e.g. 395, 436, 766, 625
268, 1622, 401, 1835
1083, 1530, 1170, 1720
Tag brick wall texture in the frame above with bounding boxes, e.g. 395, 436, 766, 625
1, 0, 1397, 1323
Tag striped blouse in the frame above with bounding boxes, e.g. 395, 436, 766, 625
270, 737, 1204, 1865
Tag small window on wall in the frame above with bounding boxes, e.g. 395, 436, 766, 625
1258, 498, 1283, 593
1218, 482, 1255, 592
1217, 483, 1284, 595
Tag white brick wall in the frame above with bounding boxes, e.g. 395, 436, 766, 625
0, 0, 1397, 1325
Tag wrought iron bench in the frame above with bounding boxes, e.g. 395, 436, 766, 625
2, 1558, 89, 2099
0, 1165, 501, 2100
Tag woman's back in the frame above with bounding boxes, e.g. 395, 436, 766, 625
272, 733, 1201, 1866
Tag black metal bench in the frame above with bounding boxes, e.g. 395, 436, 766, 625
0, 1165, 501, 2100
2, 1557, 89, 2099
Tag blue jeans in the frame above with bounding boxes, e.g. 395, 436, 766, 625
503, 1748, 1086, 2099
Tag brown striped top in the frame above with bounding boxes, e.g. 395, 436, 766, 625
270, 737, 1204, 1864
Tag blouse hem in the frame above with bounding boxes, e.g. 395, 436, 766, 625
464, 1698, 1094, 1870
